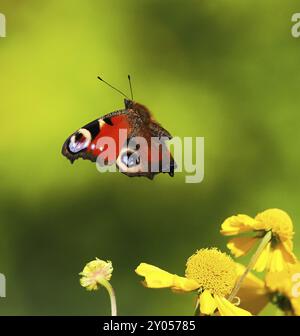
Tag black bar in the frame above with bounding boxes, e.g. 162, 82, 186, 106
0, 316, 294, 334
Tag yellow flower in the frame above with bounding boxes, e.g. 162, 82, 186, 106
135, 248, 252, 316
80, 258, 113, 291
221, 209, 297, 272
79, 258, 117, 316
265, 263, 300, 316
236, 262, 300, 316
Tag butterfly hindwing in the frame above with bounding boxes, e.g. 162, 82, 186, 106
115, 107, 175, 179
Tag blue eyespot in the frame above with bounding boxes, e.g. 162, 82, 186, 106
69, 133, 90, 153
121, 151, 140, 167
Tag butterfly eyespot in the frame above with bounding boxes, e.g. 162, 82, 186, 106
68, 130, 91, 154
75, 132, 83, 141
121, 150, 140, 168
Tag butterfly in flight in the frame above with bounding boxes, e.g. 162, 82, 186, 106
62, 76, 176, 179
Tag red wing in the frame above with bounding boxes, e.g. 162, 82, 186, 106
87, 114, 132, 162
116, 122, 176, 179
61, 110, 133, 163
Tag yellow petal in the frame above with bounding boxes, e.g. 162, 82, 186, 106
172, 275, 199, 292
135, 263, 199, 292
265, 269, 290, 294
214, 295, 252, 316
135, 263, 175, 288
221, 214, 257, 236
253, 242, 271, 272
265, 261, 300, 295
267, 242, 297, 273
268, 247, 286, 273
279, 241, 297, 264
282, 238, 293, 251
227, 237, 258, 257
235, 263, 269, 315
291, 298, 300, 316
199, 290, 217, 315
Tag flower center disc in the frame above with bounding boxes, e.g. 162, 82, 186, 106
185, 248, 237, 297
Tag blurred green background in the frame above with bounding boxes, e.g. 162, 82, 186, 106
0, 0, 300, 315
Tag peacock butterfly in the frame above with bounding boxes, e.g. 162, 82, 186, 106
61, 76, 175, 180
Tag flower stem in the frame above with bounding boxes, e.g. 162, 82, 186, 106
100, 279, 117, 316
194, 300, 200, 316
228, 230, 272, 302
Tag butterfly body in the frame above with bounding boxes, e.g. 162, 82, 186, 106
62, 99, 175, 179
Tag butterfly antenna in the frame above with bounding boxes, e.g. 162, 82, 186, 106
97, 76, 129, 99
128, 74, 134, 100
